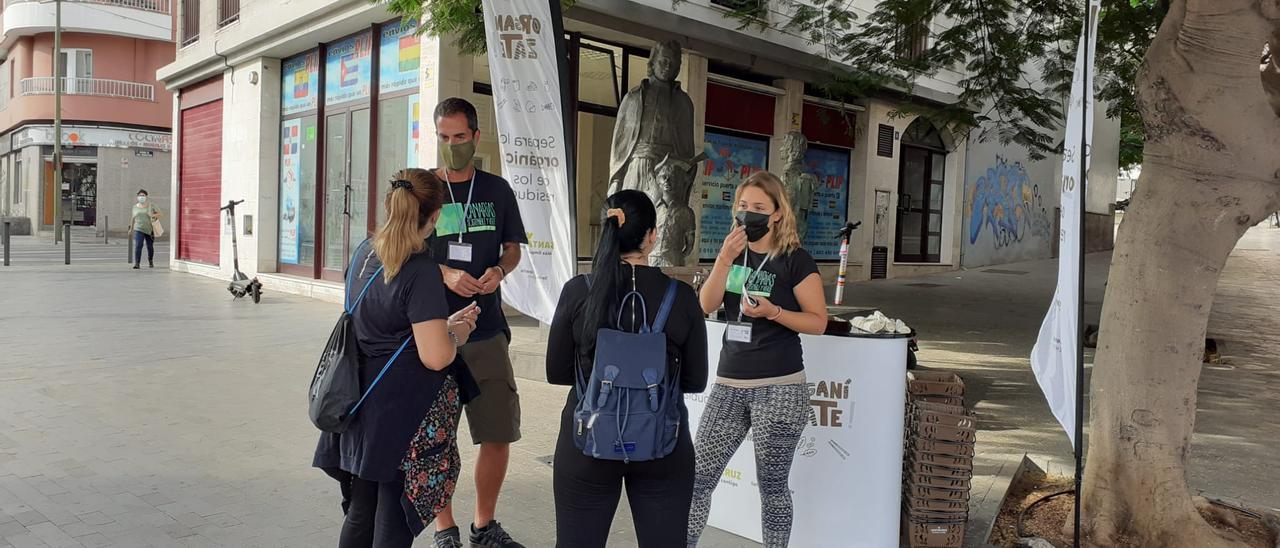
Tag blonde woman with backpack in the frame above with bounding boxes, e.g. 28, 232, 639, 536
545, 189, 708, 547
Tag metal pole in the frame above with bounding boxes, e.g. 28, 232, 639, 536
104, 215, 108, 244
64, 222, 70, 265
53, 0, 64, 244
3, 221, 10, 266
1073, 5, 1097, 548
127, 226, 133, 263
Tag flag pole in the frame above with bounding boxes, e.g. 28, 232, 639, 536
1073, 4, 1096, 547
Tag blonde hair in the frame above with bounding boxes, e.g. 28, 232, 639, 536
373, 168, 445, 281
736, 171, 802, 256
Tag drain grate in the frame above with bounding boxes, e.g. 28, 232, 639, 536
904, 283, 946, 288
984, 269, 1029, 275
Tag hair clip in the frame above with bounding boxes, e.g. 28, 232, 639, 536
606, 208, 626, 227
391, 179, 414, 190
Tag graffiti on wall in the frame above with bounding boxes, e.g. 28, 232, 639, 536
968, 157, 1052, 248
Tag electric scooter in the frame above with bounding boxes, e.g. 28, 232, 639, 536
833, 221, 862, 305
221, 199, 263, 303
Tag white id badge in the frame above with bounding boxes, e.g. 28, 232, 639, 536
447, 242, 473, 263
726, 321, 753, 343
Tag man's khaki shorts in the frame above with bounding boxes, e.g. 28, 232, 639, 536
457, 334, 522, 444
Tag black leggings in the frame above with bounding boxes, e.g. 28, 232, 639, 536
337, 476, 412, 548
552, 410, 696, 548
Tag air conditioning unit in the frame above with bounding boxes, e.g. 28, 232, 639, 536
710, 0, 766, 18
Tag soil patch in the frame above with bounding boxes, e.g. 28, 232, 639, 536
990, 472, 1278, 547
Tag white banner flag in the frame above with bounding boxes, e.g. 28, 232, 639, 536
481, 2, 575, 324
1030, 1, 1099, 447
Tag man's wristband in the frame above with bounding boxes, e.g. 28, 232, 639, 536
496, 265, 508, 277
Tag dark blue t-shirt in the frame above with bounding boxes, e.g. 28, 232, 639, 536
426, 169, 528, 342
313, 246, 454, 482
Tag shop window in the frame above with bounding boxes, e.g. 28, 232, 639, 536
278, 116, 319, 268
375, 94, 421, 228
577, 43, 620, 109
14, 159, 21, 204
324, 32, 373, 107
697, 129, 770, 261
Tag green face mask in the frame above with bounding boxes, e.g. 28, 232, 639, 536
441, 140, 476, 171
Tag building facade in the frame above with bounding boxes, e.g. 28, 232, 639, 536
0, 0, 176, 235
156, 0, 1118, 299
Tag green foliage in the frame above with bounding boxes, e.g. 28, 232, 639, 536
382, 0, 577, 55
384, 0, 1160, 167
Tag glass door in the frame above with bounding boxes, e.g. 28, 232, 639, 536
321, 108, 372, 277
895, 146, 945, 262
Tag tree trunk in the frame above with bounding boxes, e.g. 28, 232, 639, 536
1082, 1, 1280, 546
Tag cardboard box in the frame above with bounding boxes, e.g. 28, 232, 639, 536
908, 483, 971, 502
907, 471, 971, 491
909, 437, 975, 457
907, 459, 974, 480
913, 405, 977, 430
907, 371, 965, 397
912, 422, 977, 443
905, 496, 969, 514
903, 513, 966, 547
912, 394, 966, 407
913, 450, 974, 471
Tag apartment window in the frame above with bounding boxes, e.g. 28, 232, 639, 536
895, 19, 929, 61
710, 0, 766, 18
182, 0, 200, 46
217, 0, 239, 28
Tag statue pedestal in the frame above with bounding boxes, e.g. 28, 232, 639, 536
658, 264, 708, 286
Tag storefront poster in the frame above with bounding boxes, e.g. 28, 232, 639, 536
282, 52, 319, 115
801, 147, 851, 260
698, 131, 769, 261
481, 0, 574, 324
379, 19, 421, 94
407, 94, 421, 160
325, 33, 373, 106
279, 119, 303, 264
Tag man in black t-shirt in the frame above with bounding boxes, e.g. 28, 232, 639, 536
427, 98, 528, 548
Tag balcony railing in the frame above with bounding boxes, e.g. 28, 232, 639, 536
181, 0, 199, 46
2, 0, 171, 15
20, 77, 155, 102
217, 0, 238, 27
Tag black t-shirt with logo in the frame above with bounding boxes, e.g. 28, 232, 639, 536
426, 169, 528, 342
718, 247, 820, 380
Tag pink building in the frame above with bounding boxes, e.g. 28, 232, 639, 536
0, 0, 175, 234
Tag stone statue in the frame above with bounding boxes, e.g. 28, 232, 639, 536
781, 132, 818, 239
608, 40, 696, 202
649, 154, 700, 267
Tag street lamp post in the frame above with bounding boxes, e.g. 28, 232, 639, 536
52, 0, 63, 243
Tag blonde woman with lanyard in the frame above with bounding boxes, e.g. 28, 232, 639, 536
687, 171, 827, 548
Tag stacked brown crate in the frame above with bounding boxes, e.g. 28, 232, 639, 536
903, 371, 975, 548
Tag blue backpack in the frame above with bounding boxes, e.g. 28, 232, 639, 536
573, 278, 682, 462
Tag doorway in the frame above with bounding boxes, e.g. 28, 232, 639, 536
895, 119, 947, 263
321, 107, 371, 278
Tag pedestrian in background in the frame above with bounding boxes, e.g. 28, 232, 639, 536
130, 189, 161, 269
688, 172, 828, 548
545, 190, 708, 547
313, 168, 481, 548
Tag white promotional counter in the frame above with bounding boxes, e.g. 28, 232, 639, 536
687, 319, 910, 547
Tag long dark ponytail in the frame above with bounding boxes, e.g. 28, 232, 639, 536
580, 190, 657, 346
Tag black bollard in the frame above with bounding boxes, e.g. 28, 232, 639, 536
64, 223, 71, 265
127, 228, 133, 264
104, 216, 109, 245
3, 221, 10, 266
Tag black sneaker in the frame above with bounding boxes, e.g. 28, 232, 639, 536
434, 526, 464, 548
149, 260, 154, 268
132, 264, 140, 270
470, 520, 524, 548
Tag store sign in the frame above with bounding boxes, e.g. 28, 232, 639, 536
379, 19, 421, 94
481, 0, 574, 324
1031, 0, 1099, 447
407, 95, 420, 161
282, 51, 320, 115
279, 119, 304, 264
802, 147, 851, 260
12, 126, 172, 151
325, 33, 373, 106
698, 131, 769, 260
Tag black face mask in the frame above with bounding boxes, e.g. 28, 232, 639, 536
735, 211, 772, 242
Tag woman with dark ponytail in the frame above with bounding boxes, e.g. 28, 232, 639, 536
314, 168, 482, 548
545, 189, 708, 547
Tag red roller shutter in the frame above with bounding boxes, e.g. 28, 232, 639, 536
178, 100, 223, 265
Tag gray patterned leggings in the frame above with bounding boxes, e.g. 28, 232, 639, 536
687, 383, 810, 548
